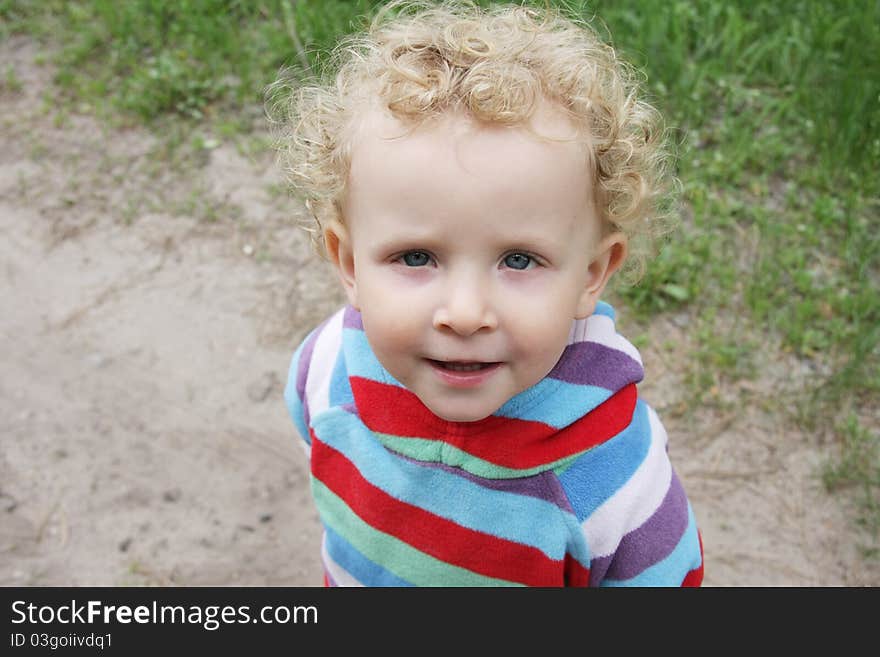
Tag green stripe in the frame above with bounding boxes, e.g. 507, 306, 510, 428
312, 478, 522, 587
374, 432, 582, 479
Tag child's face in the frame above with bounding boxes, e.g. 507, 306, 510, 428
326, 106, 625, 422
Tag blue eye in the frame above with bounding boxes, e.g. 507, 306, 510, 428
503, 253, 533, 270
401, 251, 431, 267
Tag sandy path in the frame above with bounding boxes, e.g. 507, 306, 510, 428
1, 37, 876, 586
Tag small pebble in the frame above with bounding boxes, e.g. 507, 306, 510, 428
247, 371, 279, 402
162, 488, 182, 503
1, 492, 17, 513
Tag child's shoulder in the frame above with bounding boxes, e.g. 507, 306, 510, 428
554, 396, 677, 533
284, 306, 352, 433
293, 306, 351, 358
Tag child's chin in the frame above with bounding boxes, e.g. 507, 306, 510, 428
426, 402, 497, 424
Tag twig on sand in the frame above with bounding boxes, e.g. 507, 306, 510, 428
35, 499, 60, 544
49, 255, 166, 331
59, 507, 69, 549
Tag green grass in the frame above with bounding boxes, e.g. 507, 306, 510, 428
3, 0, 878, 544
0, 0, 386, 121
613, 2, 878, 546
592, 0, 879, 543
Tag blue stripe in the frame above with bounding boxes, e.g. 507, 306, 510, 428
283, 344, 310, 446
328, 343, 354, 407
594, 300, 615, 320
495, 378, 612, 427
600, 503, 702, 587
312, 408, 575, 559
324, 524, 414, 587
343, 329, 406, 388
556, 400, 652, 521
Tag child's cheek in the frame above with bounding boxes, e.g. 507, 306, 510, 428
361, 268, 433, 328
497, 268, 556, 298
387, 264, 435, 285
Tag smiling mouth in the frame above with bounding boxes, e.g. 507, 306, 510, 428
428, 360, 500, 372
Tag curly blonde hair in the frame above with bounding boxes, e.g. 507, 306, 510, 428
273, 0, 677, 281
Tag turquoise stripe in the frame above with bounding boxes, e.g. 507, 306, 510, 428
495, 378, 612, 427
312, 408, 574, 559
328, 343, 355, 407
342, 328, 405, 388
594, 300, 615, 320
601, 503, 703, 587
324, 524, 413, 586
556, 400, 652, 522
283, 342, 309, 446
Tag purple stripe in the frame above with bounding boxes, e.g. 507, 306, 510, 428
548, 341, 643, 389
343, 305, 363, 330
296, 323, 326, 429
589, 471, 688, 583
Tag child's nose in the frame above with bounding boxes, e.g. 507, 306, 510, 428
432, 277, 498, 336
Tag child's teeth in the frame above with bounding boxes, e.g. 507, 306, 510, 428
446, 362, 483, 371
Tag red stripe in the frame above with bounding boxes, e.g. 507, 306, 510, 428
564, 554, 591, 587
311, 433, 565, 586
681, 531, 704, 587
352, 378, 637, 469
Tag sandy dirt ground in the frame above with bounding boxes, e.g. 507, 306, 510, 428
2, 37, 877, 587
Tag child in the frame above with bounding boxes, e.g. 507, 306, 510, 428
278, 0, 703, 586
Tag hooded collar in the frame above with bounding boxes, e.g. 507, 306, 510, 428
342, 303, 644, 479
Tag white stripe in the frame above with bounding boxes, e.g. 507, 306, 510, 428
304, 308, 345, 419
582, 405, 671, 558
567, 316, 589, 344
321, 533, 364, 587
572, 314, 643, 365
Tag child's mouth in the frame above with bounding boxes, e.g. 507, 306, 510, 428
431, 360, 496, 372
429, 360, 498, 372
427, 359, 502, 388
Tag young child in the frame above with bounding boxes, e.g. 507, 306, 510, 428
278, 0, 703, 586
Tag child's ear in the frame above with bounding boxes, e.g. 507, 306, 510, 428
323, 220, 359, 310
574, 232, 628, 319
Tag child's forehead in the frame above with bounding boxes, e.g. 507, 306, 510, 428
350, 98, 588, 157
343, 99, 602, 243
347, 104, 592, 197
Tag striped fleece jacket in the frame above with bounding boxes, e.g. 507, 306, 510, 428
284, 302, 704, 586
